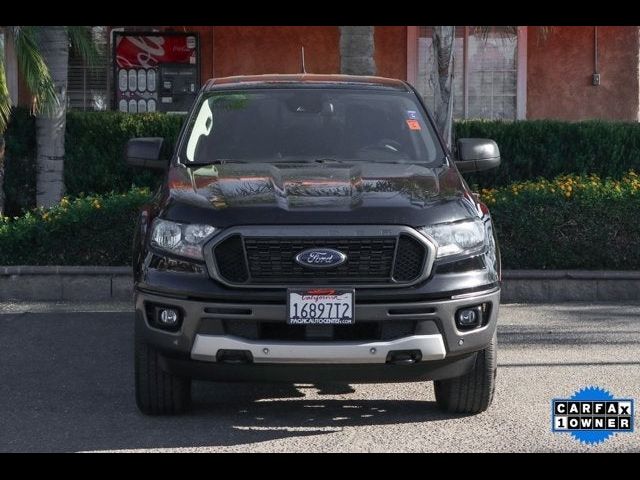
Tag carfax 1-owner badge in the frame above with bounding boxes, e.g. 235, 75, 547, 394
552, 386, 635, 445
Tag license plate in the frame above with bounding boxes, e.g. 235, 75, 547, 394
287, 289, 354, 325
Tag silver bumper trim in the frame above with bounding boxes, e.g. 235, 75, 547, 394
190, 334, 447, 364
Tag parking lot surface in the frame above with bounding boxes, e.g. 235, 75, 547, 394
0, 302, 638, 452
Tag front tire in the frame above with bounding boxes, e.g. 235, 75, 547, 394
434, 333, 497, 414
135, 340, 192, 415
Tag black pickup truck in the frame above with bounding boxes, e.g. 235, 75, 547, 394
127, 74, 501, 415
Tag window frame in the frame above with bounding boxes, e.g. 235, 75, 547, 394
406, 26, 527, 120
67, 26, 110, 111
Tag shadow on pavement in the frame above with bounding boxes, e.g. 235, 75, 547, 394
2, 380, 462, 452
0, 312, 468, 452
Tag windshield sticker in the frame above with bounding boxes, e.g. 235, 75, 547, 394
406, 110, 418, 119
406, 119, 421, 131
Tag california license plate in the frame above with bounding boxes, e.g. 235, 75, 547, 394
287, 289, 354, 325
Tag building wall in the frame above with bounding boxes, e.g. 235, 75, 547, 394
374, 26, 407, 80
212, 26, 340, 78
12, 26, 638, 121
167, 26, 406, 80
527, 26, 640, 121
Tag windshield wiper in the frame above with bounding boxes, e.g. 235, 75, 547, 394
182, 159, 250, 166
262, 158, 341, 164
312, 158, 351, 164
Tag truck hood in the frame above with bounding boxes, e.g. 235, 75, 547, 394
161, 162, 480, 227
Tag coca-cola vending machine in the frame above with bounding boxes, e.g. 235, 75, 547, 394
113, 31, 199, 113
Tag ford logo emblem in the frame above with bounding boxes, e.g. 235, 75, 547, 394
295, 248, 347, 268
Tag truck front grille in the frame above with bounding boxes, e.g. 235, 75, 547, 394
207, 226, 433, 287
393, 235, 428, 281
244, 236, 396, 283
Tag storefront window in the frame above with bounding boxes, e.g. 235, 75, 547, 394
416, 26, 519, 120
67, 26, 110, 111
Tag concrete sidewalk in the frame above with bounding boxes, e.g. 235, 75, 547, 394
1, 266, 640, 303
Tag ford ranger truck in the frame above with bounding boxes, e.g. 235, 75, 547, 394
127, 74, 501, 415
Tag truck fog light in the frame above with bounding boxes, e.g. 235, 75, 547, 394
455, 306, 483, 330
159, 308, 179, 326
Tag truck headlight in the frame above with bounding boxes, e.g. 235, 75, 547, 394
418, 219, 486, 258
150, 219, 217, 260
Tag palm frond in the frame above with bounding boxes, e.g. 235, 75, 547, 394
66, 26, 101, 67
11, 26, 58, 116
473, 26, 519, 43
0, 51, 12, 133
474, 26, 553, 43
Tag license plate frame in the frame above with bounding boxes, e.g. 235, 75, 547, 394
287, 288, 355, 325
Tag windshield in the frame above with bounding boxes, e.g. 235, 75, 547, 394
180, 88, 444, 165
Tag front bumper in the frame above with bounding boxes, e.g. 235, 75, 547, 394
191, 334, 446, 364
135, 287, 500, 382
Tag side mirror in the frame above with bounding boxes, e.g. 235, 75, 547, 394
125, 137, 167, 170
455, 138, 501, 173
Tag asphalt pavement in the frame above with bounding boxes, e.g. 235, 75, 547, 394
0, 302, 638, 452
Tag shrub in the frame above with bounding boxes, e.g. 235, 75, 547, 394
2, 108, 36, 216
481, 171, 640, 269
0, 188, 151, 266
7, 111, 640, 214
64, 111, 184, 197
1, 172, 639, 270
64, 115, 640, 194
456, 119, 640, 188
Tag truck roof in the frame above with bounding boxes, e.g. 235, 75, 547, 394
203, 74, 411, 92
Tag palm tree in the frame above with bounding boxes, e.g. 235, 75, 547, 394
0, 26, 97, 208
339, 26, 376, 75
430, 26, 456, 148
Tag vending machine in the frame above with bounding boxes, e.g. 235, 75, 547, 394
113, 31, 199, 113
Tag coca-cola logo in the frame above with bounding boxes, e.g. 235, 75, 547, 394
295, 249, 347, 268
115, 34, 196, 68
116, 36, 165, 68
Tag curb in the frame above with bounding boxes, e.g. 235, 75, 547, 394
1, 266, 639, 303
0, 266, 133, 302
501, 270, 640, 303
0, 266, 131, 276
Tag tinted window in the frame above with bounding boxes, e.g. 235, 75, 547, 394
182, 88, 444, 165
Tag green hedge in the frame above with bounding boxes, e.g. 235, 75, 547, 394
456, 119, 640, 188
57, 116, 640, 194
1, 110, 183, 215
2, 172, 639, 269
5, 110, 640, 215
481, 172, 640, 269
0, 188, 151, 266
64, 111, 184, 196
2, 108, 36, 216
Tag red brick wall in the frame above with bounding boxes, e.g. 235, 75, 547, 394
212, 26, 340, 78
375, 26, 407, 80
176, 26, 407, 81
527, 26, 640, 121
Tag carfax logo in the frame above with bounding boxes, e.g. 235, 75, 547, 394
552, 386, 634, 445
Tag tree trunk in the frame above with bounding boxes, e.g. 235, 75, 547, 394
36, 26, 67, 208
1, 28, 17, 216
431, 26, 455, 148
339, 26, 376, 75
